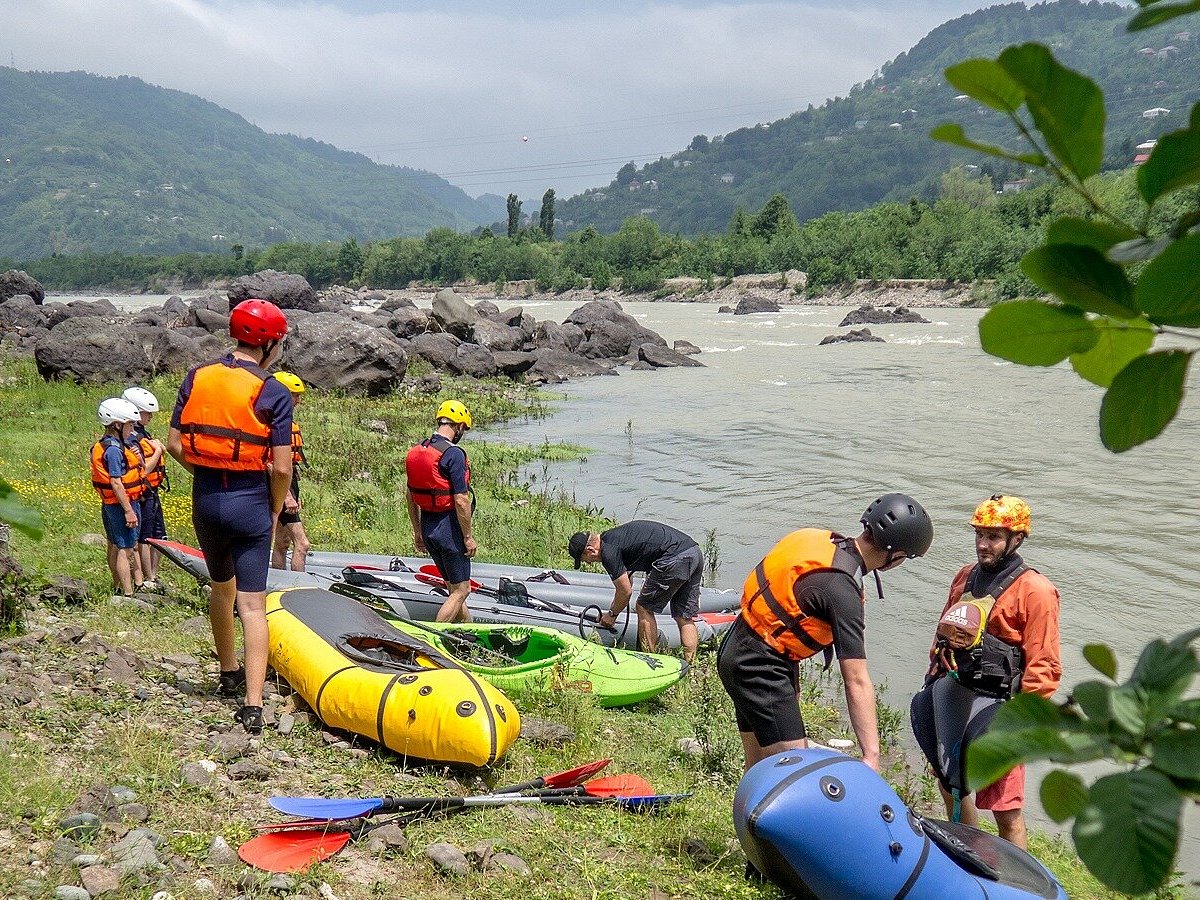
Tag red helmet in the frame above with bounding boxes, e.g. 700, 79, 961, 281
230, 299, 288, 346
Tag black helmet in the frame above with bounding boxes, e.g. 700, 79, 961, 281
861, 493, 933, 559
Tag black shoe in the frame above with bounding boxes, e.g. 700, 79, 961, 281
218, 667, 245, 698
235, 705, 264, 735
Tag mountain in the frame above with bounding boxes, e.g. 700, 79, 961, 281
558, 0, 1200, 235
0, 67, 502, 259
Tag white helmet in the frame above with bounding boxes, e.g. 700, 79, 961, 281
98, 398, 141, 426
122, 386, 159, 412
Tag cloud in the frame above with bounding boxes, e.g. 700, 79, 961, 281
4, 0, 993, 198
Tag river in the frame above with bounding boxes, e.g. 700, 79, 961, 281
79, 291, 1198, 878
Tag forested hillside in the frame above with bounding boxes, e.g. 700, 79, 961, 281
0, 68, 505, 259
558, 0, 1199, 234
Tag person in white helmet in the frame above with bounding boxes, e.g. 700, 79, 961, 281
91, 398, 146, 599
122, 386, 168, 590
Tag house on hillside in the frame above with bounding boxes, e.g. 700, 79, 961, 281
888, 122, 903, 130
1172, 30, 1191, 41
1142, 107, 1171, 118
1002, 178, 1032, 193
1134, 139, 1158, 165
627, 181, 641, 192
644, 180, 659, 191
954, 94, 970, 101
719, 173, 735, 184
1138, 47, 1157, 56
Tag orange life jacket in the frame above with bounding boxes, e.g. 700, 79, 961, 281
290, 422, 307, 467
178, 361, 273, 471
91, 435, 145, 505
134, 429, 168, 491
406, 435, 470, 513
741, 529, 864, 661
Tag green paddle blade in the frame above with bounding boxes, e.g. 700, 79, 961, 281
238, 829, 351, 872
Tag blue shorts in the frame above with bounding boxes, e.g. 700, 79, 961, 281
192, 470, 274, 593
101, 502, 140, 550
138, 488, 168, 542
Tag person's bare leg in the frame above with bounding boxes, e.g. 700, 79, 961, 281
289, 523, 310, 572
739, 730, 808, 772
994, 808, 1027, 849
138, 543, 153, 584
675, 616, 698, 663
148, 544, 161, 581
270, 531, 288, 570
437, 581, 471, 622
114, 548, 135, 596
237, 590, 268, 707
636, 604, 659, 653
938, 782, 979, 826
208, 576, 239, 672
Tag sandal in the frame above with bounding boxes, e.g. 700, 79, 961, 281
217, 667, 246, 698
235, 705, 264, 735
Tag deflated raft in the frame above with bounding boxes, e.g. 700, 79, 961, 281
388, 620, 687, 707
734, 748, 1067, 900
265, 587, 521, 768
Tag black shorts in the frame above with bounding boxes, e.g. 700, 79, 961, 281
717, 615, 805, 745
277, 477, 301, 526
193, 482, 273, 593
138, 488, 168, 542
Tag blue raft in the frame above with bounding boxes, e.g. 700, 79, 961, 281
734, 748, 1067, 900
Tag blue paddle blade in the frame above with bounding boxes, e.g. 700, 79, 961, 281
616, 793, 693, 812
269, 796, 384, 819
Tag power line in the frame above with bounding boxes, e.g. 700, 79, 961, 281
435, 151, 675, 178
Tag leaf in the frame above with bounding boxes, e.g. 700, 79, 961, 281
1072, 769, 1182, 894
1172, 698, 1200, 725
1070, 681, 1114, 726
1021, 244, 1137, 318
1100, 351, 1193, 452
1108, 236, 1173, 264
1046, 217, 1139, 252
1082, 643, 1119, 681
1134, 233, 1200, 327
1129, 0, 1200, 31
998, 44, 1105, 180
1070, 317, 1155, 388
929, 123, 1047, 166
0, 477, 43, 541
1109, 684, 1148, 738
978, 300, 1098, 366
1137, 127, 1200, 204
1041, 769, 1089, 823
944, 59, 1026, 112
1150, 728, 1200, 779
1130, 633, 1199, 695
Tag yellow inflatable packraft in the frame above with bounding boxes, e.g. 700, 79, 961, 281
266, 587, 520, 767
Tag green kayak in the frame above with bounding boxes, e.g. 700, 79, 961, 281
383, 617, 686, 707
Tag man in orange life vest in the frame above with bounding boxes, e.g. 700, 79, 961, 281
717, 493, 934, 773
91, 397, 146, 599
167, 299, 294, 735
910, 494, 1061, 850
270, 371, 311, 572
405, 400, 475, 623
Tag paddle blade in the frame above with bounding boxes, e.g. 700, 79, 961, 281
255, 815, 361, 832
269, 796, 383, 819
540, 758, 612, 790
418, 565, 483, 591
583, 774, 655, 798
238, 830, 351, 872
616, 792, 692, 813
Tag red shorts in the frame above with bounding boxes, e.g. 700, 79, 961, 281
977, 763, 1024, 811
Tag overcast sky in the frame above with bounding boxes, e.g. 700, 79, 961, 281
4, 0, 999, 201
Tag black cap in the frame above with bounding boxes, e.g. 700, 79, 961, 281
568, 532, 588, 569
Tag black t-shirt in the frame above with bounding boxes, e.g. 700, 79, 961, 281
599, 520, 698, 581
794, 543, 868, 660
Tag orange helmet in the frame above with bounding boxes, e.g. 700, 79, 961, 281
970, 494, 1031, 535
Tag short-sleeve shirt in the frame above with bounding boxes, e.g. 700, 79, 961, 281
795, 547, 868, 660
599, 520, 698, 581
170, 354, 293, 491
102, 440, 129, 479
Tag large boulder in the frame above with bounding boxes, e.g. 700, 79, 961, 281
819, 328, 885, 345
577, 320, 633, 360
282, 313, 407, 396
35, 318, 153, 382
525, 349, 616, 384
638, 343, 705, 368
189, 295, 229, 315
228, 270, 319, 312
838, 305, 930, 326
493, 306, 528, 328
733, 294, 780, 315
387, 307, 433, 339
0, 295, 46, 331
673, 340, 701, 355
161, 296, 191, 325
51, 298, 121, 320
379, 296, 417, 312
408, 332, 463, 371
448, 343, 498, 378
189, 307, 230, 334
565, 299, 667, 349
0, 270, 45, 305
431, 289, 479, 339
492, 351, 537, 376
142, 327, 228, 375
473, 299, 501, 319
471, 319, 524, 353
532, 320, 584, 353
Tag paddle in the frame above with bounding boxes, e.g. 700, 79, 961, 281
269, 773, 650, 820
268, 758, 614, 820
240, 793, 692, 872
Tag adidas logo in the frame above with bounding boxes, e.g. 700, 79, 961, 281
944, 606, 973, 627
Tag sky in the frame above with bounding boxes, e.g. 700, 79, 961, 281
3, 0, 1000, 201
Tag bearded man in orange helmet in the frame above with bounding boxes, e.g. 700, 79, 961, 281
910, 494, 1062, 849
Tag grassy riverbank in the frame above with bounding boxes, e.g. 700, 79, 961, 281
0, 356, 1148, 899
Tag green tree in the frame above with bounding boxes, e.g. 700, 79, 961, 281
689, 134, 710, 152
538, 189, 556, 240
935, 1, 1200, 892
506, 193, 522, 239
750, 193, 799, 241
615, 161, 637, 186
334, 237, 365, 284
